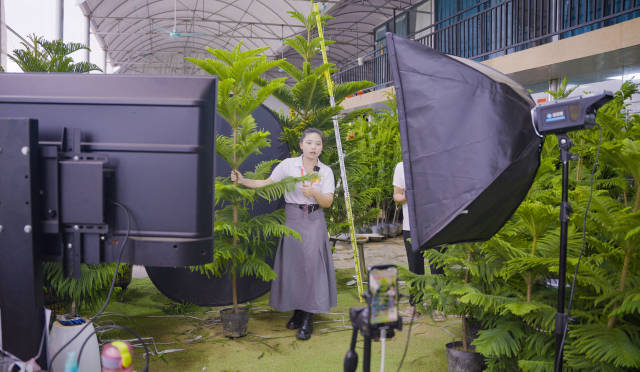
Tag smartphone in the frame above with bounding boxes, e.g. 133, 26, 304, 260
368, 264, 399, 325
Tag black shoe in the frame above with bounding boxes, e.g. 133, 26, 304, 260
286, 310, 304, 330
296, 312, 313, 340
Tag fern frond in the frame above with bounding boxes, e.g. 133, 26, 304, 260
244, 159, 281, 179
609, 289, 640, 317
239, 256, 277, 281
472, 321, 526, 358
570, 324, 640, 368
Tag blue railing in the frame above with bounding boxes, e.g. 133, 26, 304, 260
334, 0, 640, 89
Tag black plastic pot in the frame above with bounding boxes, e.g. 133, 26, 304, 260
446, 341, 484, 372
220, 308, 249, 338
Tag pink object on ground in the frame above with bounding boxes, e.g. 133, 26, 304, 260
101, 341, 134, 372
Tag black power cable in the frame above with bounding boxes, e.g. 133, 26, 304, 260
47, 201, 132, 370
555, 124, 603, 370
396, 306, 417, 372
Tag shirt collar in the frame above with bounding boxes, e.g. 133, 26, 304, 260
296, 155, 323, 171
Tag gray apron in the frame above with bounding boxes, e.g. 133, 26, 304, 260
269, 204, 338, 313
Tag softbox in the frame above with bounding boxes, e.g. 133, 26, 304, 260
386, 33, 542, 253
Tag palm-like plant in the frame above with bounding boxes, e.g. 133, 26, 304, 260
186, 44, 308, 314
9, 34, 102, 73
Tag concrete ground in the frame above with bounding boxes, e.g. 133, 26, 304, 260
132, 235, 409, 278
333, 235, 408, 269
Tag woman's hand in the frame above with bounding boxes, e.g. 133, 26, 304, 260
230, 169, 244, 185
231, 170, 273, 189
303, 184, 333, 208
393, 186, 407, 204
301, 184, 315, 199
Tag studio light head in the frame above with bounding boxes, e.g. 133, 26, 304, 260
533, 92, 614, 135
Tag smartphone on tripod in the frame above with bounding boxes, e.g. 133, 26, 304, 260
368, 264, 399, 325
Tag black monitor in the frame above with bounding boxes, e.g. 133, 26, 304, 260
0, 72, 216, 268
0, 72, 216, 362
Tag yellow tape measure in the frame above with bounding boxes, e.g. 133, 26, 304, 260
314, 2, 365, 302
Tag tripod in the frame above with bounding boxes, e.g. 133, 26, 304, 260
344, 305, 402, 372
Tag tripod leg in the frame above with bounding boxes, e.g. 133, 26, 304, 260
344, 328, 359, 372
363, 335, 371, 372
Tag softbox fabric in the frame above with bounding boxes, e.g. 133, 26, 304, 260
386, 33, 542, 253
146, 104, 288, 306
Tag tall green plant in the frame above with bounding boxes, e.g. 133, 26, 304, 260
186, 44, 306, 313
351, 93, 402, 225
9, 34, 102, 73
256, 7, 380, 234
260, 8, 373, 149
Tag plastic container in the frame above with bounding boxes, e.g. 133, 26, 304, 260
101, 341, 135, 372
48, 317, 101, 372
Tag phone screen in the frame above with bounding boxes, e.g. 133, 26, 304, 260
368, 265, 399, 325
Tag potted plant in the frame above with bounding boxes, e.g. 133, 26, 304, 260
186, 43, 306, 337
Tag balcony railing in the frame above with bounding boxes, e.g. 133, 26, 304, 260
334, 0, 640, 90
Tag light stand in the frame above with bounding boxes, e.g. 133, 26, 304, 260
531, 92, 614, 372
554, 133, 574, 372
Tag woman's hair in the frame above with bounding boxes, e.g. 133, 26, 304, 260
300, 127, 325, 144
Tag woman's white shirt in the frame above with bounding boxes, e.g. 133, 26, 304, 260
269, 156, 335, 205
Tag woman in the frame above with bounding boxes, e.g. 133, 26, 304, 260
231, 128, 337, 340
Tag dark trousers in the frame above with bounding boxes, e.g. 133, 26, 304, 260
403, 230, 425, 275
403, 230, 444, 306
403, 230, 423, 306
402, 230, 444, 276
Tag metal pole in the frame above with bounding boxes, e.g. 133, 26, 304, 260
0, 0, 7, 70
551, 0, 559, 41
55, 0, 64, 40
103, 49, 107, 73
83, 14, 90, 63
363, 334, 372, 372
392, 8, 397, 33
554, 134, 572, 372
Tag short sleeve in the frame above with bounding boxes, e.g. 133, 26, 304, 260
320, 167, 335, 195
393, 162, 404, 189
269, 159, 289, 182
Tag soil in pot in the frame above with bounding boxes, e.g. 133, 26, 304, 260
446, 341, 484, 372
220, 308, 249, 338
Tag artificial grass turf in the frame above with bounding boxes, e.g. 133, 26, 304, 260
88, 268, 458, 371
